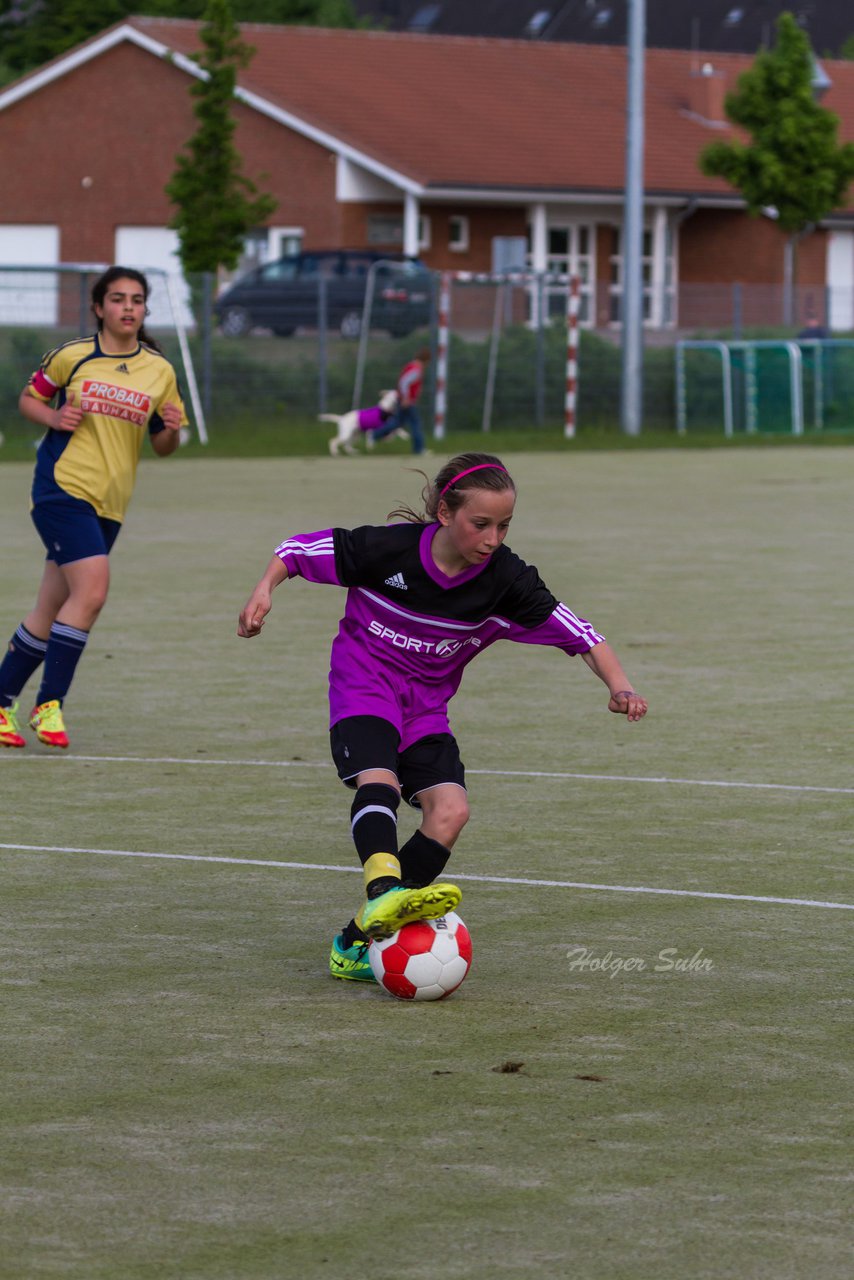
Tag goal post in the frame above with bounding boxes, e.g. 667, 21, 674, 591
432, 270, 582, 440
564, 273, 581, 439
350, 266, 583, 441
676, 339, 815, 436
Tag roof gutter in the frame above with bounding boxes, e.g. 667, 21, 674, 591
673, 196, 700, 228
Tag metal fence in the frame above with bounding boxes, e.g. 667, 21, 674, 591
0, 264, 205, 442
2, 266, 854, 446
672, 283, 846, 337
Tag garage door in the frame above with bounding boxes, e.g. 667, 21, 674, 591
0, 225, 60, 324
827, 231, 854, 332
114, 227, 194, 329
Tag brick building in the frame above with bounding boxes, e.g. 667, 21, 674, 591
1, 18, 853, 328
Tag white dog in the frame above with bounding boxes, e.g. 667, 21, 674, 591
319, 388, 403, 456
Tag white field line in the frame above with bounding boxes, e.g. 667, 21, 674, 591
1, 842, 851, 912
4, 752, 854, 797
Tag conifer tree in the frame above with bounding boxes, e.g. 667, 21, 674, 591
166, 0, 277, 276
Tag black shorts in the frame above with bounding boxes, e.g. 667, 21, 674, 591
330, 715, 466, 809
31, 498, 121, 565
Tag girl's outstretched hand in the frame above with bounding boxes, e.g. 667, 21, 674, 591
238, 588, 272, 637
238, 556, 289, 637
608, 690, 648, 722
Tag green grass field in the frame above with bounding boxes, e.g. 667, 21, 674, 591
2, 449, 852, 1279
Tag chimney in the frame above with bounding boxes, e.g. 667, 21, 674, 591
688, 62, 727, 125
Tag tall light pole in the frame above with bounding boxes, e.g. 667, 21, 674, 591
621, 0, 646, 436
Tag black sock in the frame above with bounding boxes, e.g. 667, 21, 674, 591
350, 783, 400, 860
341, 918, 369, 948
0, 624, 48, 707
350, 783, 401, 896
35, 622, 89, 706
399, 830, 452, 887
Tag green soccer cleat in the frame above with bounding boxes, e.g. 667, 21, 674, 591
0, 701, 26, 748
356, 882, 462, 941
329, 933, 376, 982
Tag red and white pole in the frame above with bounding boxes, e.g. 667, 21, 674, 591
433, 272, 451, 441
564, 274, 581, 439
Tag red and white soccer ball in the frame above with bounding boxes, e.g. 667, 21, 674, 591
369, 912, 472, 1001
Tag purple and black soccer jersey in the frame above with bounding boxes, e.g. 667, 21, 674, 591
275, 521, 604, 750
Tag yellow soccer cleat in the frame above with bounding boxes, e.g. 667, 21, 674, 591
0, 701, 26, 748
356, 881, 462, 941
29, 700, 69, 749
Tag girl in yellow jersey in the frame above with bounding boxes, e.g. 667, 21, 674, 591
0, 267, 187, 749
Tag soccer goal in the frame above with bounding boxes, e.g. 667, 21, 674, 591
351, 265, 583, 440
431, 271, 582, 440
676, 339, 854, 436
0, 263, 206, 442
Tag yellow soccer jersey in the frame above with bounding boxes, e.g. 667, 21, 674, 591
28, 335, 188, 522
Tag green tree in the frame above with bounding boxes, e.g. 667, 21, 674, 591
1, 0, 126, 74
0, 0, 359, 79
231, 0, 359, 19
700, 13, 854, 316
166, 0, 277, 276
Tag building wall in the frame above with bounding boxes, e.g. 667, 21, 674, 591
0, 37, 837, 311
0, 41, 525, 272
338, 201, 527, 270
0, 42, 341, 262
680, 209, 826, 286
422, 206, 527, 271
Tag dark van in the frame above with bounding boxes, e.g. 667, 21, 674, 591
214, 251, 432, 338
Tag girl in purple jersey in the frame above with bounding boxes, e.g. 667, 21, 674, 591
238, 452, 648, 983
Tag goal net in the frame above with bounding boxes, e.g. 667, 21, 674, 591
676, 339, 854, 436
352, 265, 581, 440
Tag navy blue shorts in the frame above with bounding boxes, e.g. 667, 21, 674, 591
31, 498, 121, 566
330, 715, 466, 808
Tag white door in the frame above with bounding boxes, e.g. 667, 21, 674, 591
0, 225, 60, 323
114, 226, 194, 329
827, 231, 854, 332
267, 226, 303, 259
532, 224, 595, 324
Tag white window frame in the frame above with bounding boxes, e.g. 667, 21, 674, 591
367, 214, 402, 246
527, 221, 595, 327
366, 213, 431, 253
230, 226, 304, 280
608, 215, 676, 329
418, 215, 432, 252
449, 215, 470, 252
267, 226, 304, 259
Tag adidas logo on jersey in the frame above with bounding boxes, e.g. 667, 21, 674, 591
384, 572, 407, 591
115, 363, 130, 374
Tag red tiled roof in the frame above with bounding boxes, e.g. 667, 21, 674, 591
34, 20, 854, 203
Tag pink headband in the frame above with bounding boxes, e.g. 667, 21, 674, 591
439, 463, 509, 498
